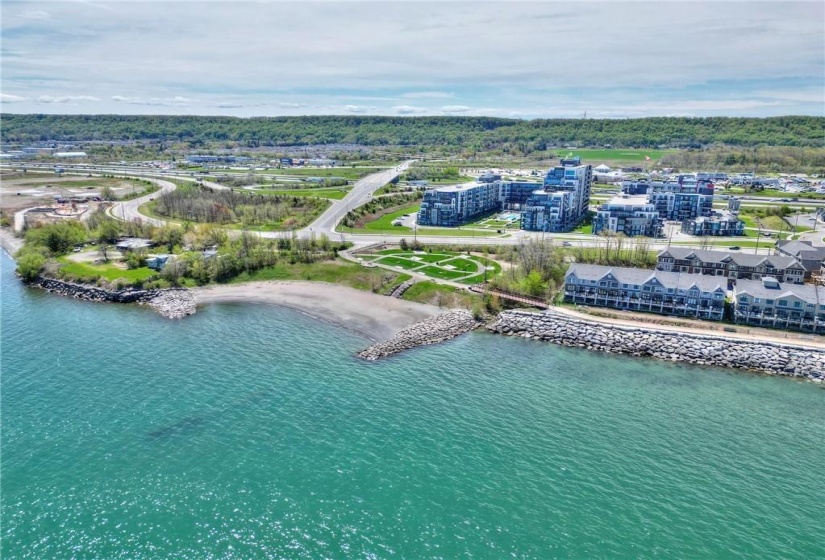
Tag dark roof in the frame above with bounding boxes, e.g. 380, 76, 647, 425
733, 278, 824, 304
658, 247, 803, 269
566, 264, 727, 292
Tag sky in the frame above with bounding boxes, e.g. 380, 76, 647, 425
1, 0, 823, 119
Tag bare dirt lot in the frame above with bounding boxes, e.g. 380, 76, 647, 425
0, 172, 152, 215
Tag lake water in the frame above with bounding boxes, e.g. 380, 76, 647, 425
2, 251, 823, 559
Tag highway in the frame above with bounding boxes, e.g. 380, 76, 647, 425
300, 161, 413, 236
1, 162, 806, 254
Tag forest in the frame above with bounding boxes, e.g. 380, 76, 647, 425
2, 114, 822, 149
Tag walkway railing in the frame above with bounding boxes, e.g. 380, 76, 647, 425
470, 284, 550, 309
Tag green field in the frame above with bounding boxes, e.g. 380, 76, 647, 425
258, 167, 386, 180
557, 148, 674, 163
359, 249, 501, 284
252, 188, 350, 200
58, 260, 157, 283
362, 205, 420, 231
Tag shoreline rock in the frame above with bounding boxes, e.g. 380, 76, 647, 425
359, 309, 479, 361
26, 277, 196, 319
487, 310, 825, 381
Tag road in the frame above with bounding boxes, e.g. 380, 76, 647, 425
299, 161, 414, 237
109, 177, 177, 227
2, 162, 812, 254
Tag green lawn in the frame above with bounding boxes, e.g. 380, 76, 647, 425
438, 257, 480, 273
253, 188, 350, 200
558, 148, 674, 163
375, 256, 423, 270
362, 205, 420, 231
416, 266, 468, 280
58, 260, 157, 283
261, 167, 386, 180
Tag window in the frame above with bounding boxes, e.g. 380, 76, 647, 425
793, 301, 802, 308
739, 296, 749, 302
778, 300, 787, 307
754, 298, 761, 303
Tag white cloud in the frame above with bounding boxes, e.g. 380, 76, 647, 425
0, 2, 821, 117
19, 10, 51, 20
1, 93, 27, 103
392, 105, 427, 114
112, 95, 191, 106
38, 95, 99, 103
441, 105, 472, 113
401, 91, 453, 99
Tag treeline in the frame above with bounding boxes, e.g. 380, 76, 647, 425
154, 185, 327, 229
16, 215, 347, 287
3, 114, 823, 148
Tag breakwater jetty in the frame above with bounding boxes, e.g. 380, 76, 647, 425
28, 277, 196, 319
488, 310, 825, 381
359, 310, 479, 361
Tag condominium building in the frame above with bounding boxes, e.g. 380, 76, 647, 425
417, 182, 500, 227
592, 195, 663, 237
520, 190, 575, 232
656, 248, 805, 284
417, 158, 591, 230
521, 160, 592, 232
498, 181, 545, 209
648, 180, 714, 222
732, 277, 825, 333
564, 264, 726, 320
681, 210, 745, 237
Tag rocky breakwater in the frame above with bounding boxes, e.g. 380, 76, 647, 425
359, 309, 479, 361
488, 310, 825, 381
28, 277, 196, 319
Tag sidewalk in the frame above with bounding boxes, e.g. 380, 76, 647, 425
551, 304, 825, 350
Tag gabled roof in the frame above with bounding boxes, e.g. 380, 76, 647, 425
566, 264, 727, 292
659, 247, 802, 269
733, 279, 824, 305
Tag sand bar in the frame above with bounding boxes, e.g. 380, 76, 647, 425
190, 281, 443, 341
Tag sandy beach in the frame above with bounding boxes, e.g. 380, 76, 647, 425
190, 281, 444, 341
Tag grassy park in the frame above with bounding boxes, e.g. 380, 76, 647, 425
355, 248, 501, 284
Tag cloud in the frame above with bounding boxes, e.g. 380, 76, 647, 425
401, 91, 453, 99
112, 95, 191, 106
1, 93, 27, 103
19, 10, 51, 21
0, 2, 820, 118
392, 105, 427, 114
37, 95, 99, 103
441, 105, 472, 113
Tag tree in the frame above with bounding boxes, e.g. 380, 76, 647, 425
17, 252, 46, 281
520, 270, 547, 297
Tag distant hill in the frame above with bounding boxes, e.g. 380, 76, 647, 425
1, 114, 822, 148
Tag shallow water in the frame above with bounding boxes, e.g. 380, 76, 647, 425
2, 251, 823, 559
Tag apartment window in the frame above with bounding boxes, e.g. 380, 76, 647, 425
778, 300, 787, 307
739, 296, 749, 302
766, 299, 775, 305
793, 301, 802, 308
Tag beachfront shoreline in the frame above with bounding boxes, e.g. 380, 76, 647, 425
190, 282, 442, 342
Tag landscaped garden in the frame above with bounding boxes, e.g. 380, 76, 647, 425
355, 248, 501, 284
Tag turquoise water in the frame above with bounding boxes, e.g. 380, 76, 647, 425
2, 251, 824, 559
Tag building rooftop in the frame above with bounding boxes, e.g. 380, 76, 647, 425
658, 247, 802, 270
733, 278, 825, 304
566, 263, 727, 292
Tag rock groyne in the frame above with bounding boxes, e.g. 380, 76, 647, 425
28, 277, 196, 319
359, 309, 479, 361
488, 310, 825, 381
